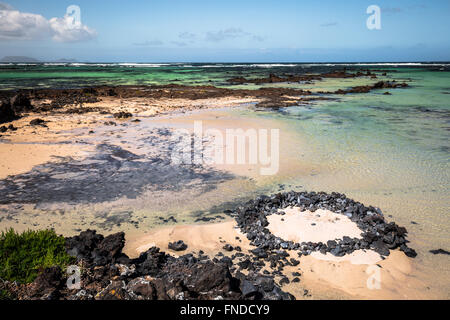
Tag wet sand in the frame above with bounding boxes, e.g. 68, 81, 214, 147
0, 100, 311, 235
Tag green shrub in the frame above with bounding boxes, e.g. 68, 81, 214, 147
0, 229, 75, 284
0, 288, 12, 300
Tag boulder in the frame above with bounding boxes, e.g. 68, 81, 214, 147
168, 240, 188, 251
133, 247, 171, 276
126, 278, 157, 300
223, 244, 234, 252
254, 276, 275, 292
29, 118, 47, 126
97, 232, 126, 261
240, 280, 258, 297
113, 111, 132, 119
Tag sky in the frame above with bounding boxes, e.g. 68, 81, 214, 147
0, 0, 449, 62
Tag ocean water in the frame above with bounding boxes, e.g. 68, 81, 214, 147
0, 61, 448, 89
0, 62, 449, 296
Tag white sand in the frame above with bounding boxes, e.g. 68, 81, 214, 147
267, 207, 363, 243
124, 220, 252, 258
268, 207, 382, 265
310, 250, 382, 265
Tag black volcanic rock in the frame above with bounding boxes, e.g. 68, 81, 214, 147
223, 244, 234, 251
240, 280, 258, 297
96, 232, 126, 261
29, 118, 47, 126
113, 111, 132, 119
65, 229, 106, 264
10, 93, 33, 113
429, 249, 450, 255
233, 190, 417, 260
372, 239, 390, 257
28, 266, 63, 299
0, 100, 18, 124
168, 240, 188, 251
133, 247, 172, 277
250, 248, 269, 259
401, 245, 417, 258
0, 229, 294, 301
332, 81, 409, 95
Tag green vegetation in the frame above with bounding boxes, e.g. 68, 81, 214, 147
0, 229, 74, 284
0, 288, 12, 300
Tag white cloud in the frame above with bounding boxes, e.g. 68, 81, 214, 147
0, 3, 97, 42
205, 28, 266, 43
49, 15, 97, 42
179, 32, 196, 40
206, 28, 250, 42
0, 9, 51, 40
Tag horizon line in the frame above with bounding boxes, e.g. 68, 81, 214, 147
1, 60, 450, 64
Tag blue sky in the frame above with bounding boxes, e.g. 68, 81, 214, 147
1, 0, 449, 62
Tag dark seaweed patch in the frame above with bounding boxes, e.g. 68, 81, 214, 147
0, 143, 235, 205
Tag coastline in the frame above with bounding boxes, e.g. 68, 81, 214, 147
0, 73, 448, 300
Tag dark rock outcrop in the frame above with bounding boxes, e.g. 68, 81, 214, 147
10, 94, 33, 113
331, 81, 409, 95
1, 229, 295, 301
227, 70, 378, 85
0, 100, 18, 124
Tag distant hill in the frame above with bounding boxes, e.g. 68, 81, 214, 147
0, 56, 41, 63
0, 56, 81, 63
